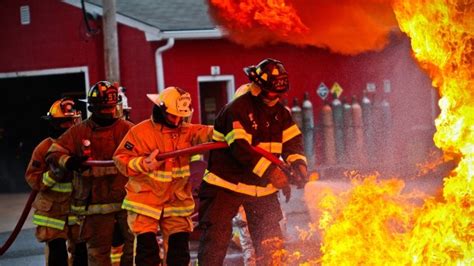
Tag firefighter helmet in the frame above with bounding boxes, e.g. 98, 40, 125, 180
147, 87, 192, 118
43, 98, 81, 121
244, 58, 289, 93
83, 81, 121, 107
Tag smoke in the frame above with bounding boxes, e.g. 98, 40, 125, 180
207, 0, 398, 55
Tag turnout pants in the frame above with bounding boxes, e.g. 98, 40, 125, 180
197, 182, 283, 266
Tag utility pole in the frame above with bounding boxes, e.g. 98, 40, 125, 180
102, 0, 120, 82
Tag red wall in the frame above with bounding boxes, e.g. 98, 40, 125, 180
1, 0, 436, 163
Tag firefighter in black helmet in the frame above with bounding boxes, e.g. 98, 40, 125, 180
47, 81, 134, 266
197, 58, 308, 265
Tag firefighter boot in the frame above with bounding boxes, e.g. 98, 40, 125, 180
47, 238, 68, 266
166, 232, 190, 266
136, 232, 161, 266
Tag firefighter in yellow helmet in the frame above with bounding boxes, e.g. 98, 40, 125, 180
25, 98, 84, 265
114, 86, 213, 265
46, 81, 134, 266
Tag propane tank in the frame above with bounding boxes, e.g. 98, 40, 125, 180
302, 92, 315, 169
321, 101, 337, 165
332, 93, 344, 164
342, 97, 352, 164
291, 97, 303, 130
361, 90, 374, 161
381, 92, 394, 164
351, 95, 366, 165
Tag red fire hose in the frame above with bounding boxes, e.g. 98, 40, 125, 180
0, 141, 293, 255
0, 190, 38, 255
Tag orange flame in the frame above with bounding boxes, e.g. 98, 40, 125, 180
208, 0, 398, 54
393, 0, 474, 263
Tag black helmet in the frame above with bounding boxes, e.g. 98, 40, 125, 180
244, 58, 289, 93
83, 81, 121, 107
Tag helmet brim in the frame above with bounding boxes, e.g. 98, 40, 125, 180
147, 94, 161, 106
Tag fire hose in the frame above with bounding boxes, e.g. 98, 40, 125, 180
0, 141, 299, 255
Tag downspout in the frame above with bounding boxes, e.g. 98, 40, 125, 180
155, 38, 175, 92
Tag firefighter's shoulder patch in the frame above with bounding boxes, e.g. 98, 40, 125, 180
32, 160, 41, 168
124, 141, 134, 151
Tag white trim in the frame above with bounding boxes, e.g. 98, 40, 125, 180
197, 75, 235, 123
63, 0, 223, 41
145, 29, 223, 41
0, 66, 90, 101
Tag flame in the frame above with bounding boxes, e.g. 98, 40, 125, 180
392, 0, 474, 263
207, 0, 398, 54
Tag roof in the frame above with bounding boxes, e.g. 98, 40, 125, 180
63, 0, 223, 40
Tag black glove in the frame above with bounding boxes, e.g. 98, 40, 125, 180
65, 155, 90, 172
265, 165, 289, 189
290, 163, 308, 189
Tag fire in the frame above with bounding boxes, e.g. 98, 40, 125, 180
207, 0, 398, 54
393, 0, 474, 264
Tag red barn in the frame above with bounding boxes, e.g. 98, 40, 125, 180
0, 0, 437, 191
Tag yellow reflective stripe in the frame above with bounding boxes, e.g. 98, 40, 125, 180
212, 130, 225, 142
42, 172, 56, 187
71, 203, 122, 215
128, 157, 146, 173
282, 124, 301, 143
257, 142, 282, 154
190, 154, 203, 162
225, 128, 252, 145
68, 215, 79, 225
163, 205, 195, 217
122, 199, 162, 220
203, 171, 278, 197
172, 165, 190, 177
111, 252, 122, 263
252, 157, 272, 177
146, 170, 172, 182
286, 154, 307, 164
50, 182, 72, 193
33, 214, 65, 230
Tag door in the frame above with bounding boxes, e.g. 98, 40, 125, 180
197, 75, 235, 125
0, 72, 87, 192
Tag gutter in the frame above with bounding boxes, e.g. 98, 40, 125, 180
155, 38, 175, 93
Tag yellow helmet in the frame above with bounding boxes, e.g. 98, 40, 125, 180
147, 87, 192, 117
43, 98, 81, 120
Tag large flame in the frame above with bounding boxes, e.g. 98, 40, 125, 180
208, 0, 398, 54
392, 0, 474, 264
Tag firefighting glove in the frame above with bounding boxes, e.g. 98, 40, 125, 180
265, 165, 289, 189
141, 149, 161, 172
291, 163, 308, 189
65, 155, 90, 172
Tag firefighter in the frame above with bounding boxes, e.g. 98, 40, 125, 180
25, 97, 83, 265
46, 81, 134, 266
113, 86, 213, 266
197, 58, 308, 265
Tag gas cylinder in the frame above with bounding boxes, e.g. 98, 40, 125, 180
302, 92, 315, 169
332, 93, 345, 164
351, 96, 366, 165
291, 97, 303, 130
321, 101, 337, 165
342, 97, 352, 164
361, 90, 374, 161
